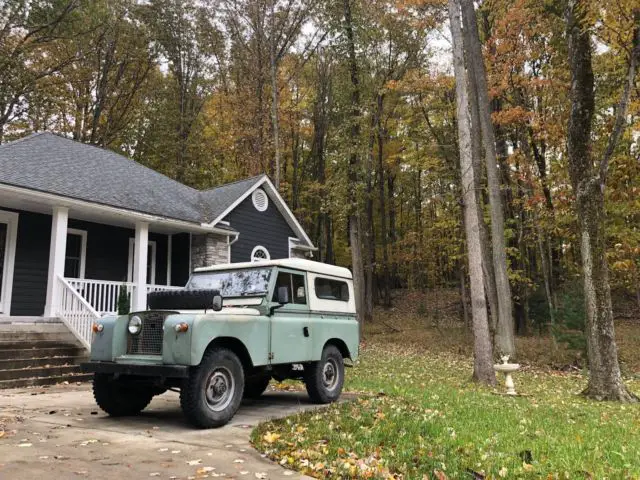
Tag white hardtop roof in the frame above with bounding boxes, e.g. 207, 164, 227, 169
194, 258, 353, 279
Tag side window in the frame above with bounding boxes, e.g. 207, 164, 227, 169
292, 273, 307, 305
315, 277, 349, 301
272, 272, 307, 305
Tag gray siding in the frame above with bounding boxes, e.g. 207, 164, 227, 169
11, 210, 51, 316
171, 233, 190, 286
224, 195, 295, 263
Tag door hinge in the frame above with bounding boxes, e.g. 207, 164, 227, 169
268, 352, 275, 360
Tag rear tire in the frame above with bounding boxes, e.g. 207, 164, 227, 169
243, 373, 271, 399
304, 345, 345, 404
93, 374, 153, 416
180, 348, 244, 428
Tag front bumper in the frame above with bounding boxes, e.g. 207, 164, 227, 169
81, 361, 189, 378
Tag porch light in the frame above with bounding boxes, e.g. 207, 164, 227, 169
128, 315, 142, 335
92, 323, 104, 333
174, 322, 189, 333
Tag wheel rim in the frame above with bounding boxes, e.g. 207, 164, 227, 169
204, 367, 235, 412
322, 358, 340, 391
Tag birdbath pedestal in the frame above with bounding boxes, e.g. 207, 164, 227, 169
494, 356, 520, 395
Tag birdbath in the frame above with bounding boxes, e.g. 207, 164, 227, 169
494, 355, 520, 395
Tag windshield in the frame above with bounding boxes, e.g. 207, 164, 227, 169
187, 268, 272, 297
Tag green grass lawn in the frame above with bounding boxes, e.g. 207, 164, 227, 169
252, 343, 640, 479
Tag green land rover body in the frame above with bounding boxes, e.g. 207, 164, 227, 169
81, 258, 359, 428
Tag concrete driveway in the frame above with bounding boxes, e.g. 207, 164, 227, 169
0, 384, 319, 480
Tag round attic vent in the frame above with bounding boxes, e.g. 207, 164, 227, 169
252, 188, 269, 212
251, 246, 270, 262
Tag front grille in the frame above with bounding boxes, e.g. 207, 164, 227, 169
127, 313, 166, 355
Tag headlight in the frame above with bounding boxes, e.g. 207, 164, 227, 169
128, 315, 142, 335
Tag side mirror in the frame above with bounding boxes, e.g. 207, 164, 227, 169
212, 294, 223, 311
277, 286, 289, 304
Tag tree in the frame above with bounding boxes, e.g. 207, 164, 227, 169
449, 0, 496, 385
342, 0, 366, 332
565, 0, 639, 401
0, 0, 80, 142
143, 0, 223, 184
34, 0, 155, 147
459, 0, 515, 357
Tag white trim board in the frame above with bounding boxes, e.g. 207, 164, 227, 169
66, 228, 87, 279
127, 238, 156, 284
0, 210, 18, 314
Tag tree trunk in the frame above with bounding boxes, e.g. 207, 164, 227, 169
269, 0, 281, 189
376, 94, 391, 307
465, 41, 499, 337
460, 0, 515, 357
536, 225, 556, 339
343, 0, 366, 334
449, 0, 495, 385
365, 118, 376, 316
565, 0, 638, 402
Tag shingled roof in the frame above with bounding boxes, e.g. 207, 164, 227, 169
0, 132, 264, 228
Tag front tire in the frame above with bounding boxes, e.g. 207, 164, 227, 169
93, 373, 153, 416
304, 345, 345, 404
180, 348, 244, 428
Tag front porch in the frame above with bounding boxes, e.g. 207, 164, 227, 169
0, 189, 232, 350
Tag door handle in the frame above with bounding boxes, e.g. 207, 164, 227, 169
303, 326, 309, 337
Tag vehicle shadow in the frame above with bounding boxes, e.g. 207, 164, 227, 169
88, 390, 321, 431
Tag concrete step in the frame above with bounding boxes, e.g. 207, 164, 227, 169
0, 346, 86, 360
0, 316, 61, 324
0, 372, 92, 389
0, 322, 69, 334
0, 356, 84, 370
0, 340, 82, 349
0, 332, 80, 344
0, 364, 83, 381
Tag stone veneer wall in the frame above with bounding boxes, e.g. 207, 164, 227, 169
190, 233, 229, 269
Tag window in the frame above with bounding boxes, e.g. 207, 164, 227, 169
64, 229, 87, 279
252, 188, 269, 212
251, 245, 270, 262
272, 272, 307, 305
315, 277, 349, 301
128, 239, 156, 284
188, 268, 272, 297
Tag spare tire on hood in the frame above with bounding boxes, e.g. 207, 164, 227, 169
147, 289, 221, 310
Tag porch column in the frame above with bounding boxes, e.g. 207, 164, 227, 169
44, 206, 69, 317
132, 221, 149, 311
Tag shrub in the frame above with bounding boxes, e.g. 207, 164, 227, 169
117, 286, 130, 315
552, 282, 586, 355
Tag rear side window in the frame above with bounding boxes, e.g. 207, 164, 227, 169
314, 277, 349, 301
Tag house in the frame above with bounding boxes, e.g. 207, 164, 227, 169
0, 132, 316, 352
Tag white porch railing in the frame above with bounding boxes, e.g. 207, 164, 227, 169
65, 278, 183, 315
55, 276, 99, 350
66, 278, 136, 315
55, 278, 185, 350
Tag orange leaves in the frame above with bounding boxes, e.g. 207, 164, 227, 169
491, 106, 532, 127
